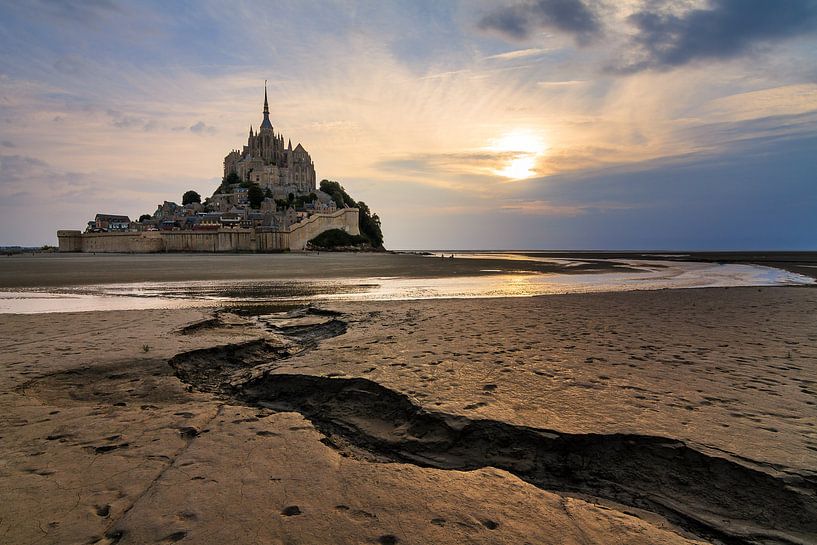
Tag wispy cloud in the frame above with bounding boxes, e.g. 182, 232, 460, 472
485, 48, 552, 60
537, 79, 586, 86
499, 200, 586, 216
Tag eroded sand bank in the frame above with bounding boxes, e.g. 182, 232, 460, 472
1, 287, 816, 544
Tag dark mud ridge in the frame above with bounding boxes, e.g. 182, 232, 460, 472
169, 310, 817, 545
170, 307, 347, 392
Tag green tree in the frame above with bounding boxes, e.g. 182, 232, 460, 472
138, 214, 152, 222
215, 172, 241, 195
247, 184, 265, 209
308, 228, 368, 249
317, 180, 384, 247
357, 201, 384, 247
319, 180, 356, 208
182, 190, 201, 205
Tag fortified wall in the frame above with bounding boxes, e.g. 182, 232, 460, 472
58, 208, 359, 253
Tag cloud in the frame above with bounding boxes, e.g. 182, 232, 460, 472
105, 109, 160, 131
189, 121, 216, 134
618, 0, 817, 72
308, 120, 360, 134
697, 84, 817, 123
1, 141, 14, 148
536, 79, 586, 86
377, 150, 521, 182
485, 47, 552, 60
477, 0, 601, 44
500, 199, 586, 216
0, 154, 91, 203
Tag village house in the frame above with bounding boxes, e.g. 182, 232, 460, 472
91, 214, 131, 232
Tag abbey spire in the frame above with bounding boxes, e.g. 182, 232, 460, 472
260, 81, 273, 130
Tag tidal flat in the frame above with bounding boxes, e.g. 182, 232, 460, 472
1, 253, 816, 544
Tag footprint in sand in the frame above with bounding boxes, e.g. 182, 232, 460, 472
160, 531, 187, 543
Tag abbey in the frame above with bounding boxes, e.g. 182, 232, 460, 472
223, 86, 317, 196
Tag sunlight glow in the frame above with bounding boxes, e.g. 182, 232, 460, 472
487, 130, 548, 180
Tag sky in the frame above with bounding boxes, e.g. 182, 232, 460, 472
0, 0, 816, 250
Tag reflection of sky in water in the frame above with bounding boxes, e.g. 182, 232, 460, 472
0, 259, 812, 314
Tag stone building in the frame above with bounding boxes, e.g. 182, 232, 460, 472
223, 85, 317, 196
93, 214, 131, 231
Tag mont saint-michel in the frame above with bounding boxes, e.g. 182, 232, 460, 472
3, 3, 817, 545
57, 87, 384, 253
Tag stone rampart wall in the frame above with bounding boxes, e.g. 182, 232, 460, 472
288, 208, 360, 250
59, 231, 166, 253
57, 209, 359, 253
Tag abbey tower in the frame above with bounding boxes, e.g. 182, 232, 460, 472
223, 85, 317, 196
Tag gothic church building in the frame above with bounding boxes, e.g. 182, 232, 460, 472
223, 86, 317, 196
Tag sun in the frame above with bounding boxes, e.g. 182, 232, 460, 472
497, 155, 538, 179
487, 130, 548, 180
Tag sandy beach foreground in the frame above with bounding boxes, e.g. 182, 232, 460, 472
1, 279, 816, 544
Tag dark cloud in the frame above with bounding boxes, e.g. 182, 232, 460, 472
478, 0, 601, 43
619, 0, 817, 72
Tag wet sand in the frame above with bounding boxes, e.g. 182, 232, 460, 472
0, 252, 632, 288
1, 251, 815, 288
1, 285, 816, 544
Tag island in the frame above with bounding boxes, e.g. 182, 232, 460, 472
57, 86, 383, 253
